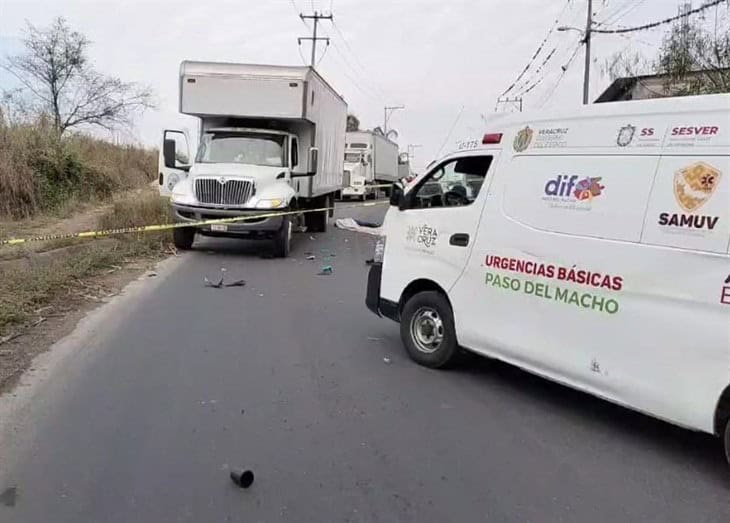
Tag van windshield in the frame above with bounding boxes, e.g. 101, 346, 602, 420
196, 132, 286, 167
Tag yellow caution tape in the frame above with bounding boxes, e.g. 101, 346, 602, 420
0, 200, 389, 247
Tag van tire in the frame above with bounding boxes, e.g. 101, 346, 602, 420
272, 216, 292, 258
400, 291, 458, 369
173, 227, 195, 250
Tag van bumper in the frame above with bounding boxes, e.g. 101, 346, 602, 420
365, 262, 399, 322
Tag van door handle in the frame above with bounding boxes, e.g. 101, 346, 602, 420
449, 233, 470, 247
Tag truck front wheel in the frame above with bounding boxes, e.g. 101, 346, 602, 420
173, 227, 195, 250
272, 216, 292, 258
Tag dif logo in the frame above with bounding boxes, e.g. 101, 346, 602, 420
544, 175, 604, 201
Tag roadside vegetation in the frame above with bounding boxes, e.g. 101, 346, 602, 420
0, 192, 173, 338
0, 116, 156, 218
0, 16, 168, 344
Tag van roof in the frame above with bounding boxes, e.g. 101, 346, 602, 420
444, 93, 730, 160
491, 93, 729, 130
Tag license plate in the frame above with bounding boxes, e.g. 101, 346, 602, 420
211, 224, 228, 232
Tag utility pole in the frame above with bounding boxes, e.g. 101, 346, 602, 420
383, 105, 405, 134
558, 0, 593, 104
582, 0, 593, 105
494, 96, 523, 113
298, 11, 333, 68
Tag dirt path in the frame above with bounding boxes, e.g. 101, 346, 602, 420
0, 184, 158, 257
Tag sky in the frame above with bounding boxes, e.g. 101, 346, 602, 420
0, 0, 710, 170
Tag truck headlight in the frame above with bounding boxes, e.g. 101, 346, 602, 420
255, 198, 286, 209
171, 181, 196, 206
373, 235, 386, 263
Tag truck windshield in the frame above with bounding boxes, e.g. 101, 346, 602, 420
196, 132, 286, 167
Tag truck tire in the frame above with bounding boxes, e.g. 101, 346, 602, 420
305, 197, 329, 233
724, 419, 730, 468
400, 291, 459, 369
173, 227, 195, 250
272, 216, 292, 258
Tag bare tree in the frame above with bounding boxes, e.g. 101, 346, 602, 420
1, 17, 153, 134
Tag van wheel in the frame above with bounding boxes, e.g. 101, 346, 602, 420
173, 227, 195, 250
272, 216, 291, 258
400, 291, 458, 368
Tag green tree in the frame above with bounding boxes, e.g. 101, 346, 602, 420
604, 7, 730, 96
1, 17, 153, 134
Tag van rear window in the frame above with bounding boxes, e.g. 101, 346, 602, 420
502, 155, 659, 242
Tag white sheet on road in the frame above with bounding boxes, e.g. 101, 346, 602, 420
334, 218, 383, 236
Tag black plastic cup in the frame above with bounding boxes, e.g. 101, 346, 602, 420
230, 469, 254, 488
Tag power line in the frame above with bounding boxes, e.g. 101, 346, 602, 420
332, 21, 388, 99
322, 32, 385, 102
511, 47, 559, 97
329, 20, 389, 100
537, 42, 583, 109
597, 0, 634, 25
500, 0, 574, 97
435, 105, 465, 158
593, 0, 726, 33
607, 0, 648, 25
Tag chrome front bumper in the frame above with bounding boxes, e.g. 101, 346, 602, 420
172, 203, 284, 234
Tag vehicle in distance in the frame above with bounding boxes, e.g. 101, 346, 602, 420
342, 130, 399, 200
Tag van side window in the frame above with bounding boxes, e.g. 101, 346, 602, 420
291, 137, 299, 167
410, 155, 492, 209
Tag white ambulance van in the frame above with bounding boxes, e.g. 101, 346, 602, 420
366, 94, 730, 464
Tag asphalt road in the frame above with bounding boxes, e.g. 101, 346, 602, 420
1, 202, 729, 522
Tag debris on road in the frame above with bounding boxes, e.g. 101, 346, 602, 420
383, 357, 392, 364
367, 336, 383, 342
318, 265, 333, 276
230, 469, 255, 489
335, 218, 383, 236
306, 255, 316, 260
0, 486, 18, 507
204, 268, 246, 288
309, 236, 316, 241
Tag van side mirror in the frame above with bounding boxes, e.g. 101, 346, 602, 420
390, 181, 405, 209
163, 139, 176, 169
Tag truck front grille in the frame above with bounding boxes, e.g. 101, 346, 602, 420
194, 178, 254, 206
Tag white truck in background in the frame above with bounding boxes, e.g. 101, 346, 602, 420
159, 61, 347, 257
341, 131, 399, 200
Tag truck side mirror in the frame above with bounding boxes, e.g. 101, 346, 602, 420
309, 147, 319, 175
163, 139, 176, 169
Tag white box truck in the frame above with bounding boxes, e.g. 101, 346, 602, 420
341, 131, 399, 200
159, 61, 347, 256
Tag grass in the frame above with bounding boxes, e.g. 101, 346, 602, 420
0, 193, 173, 337
0, 116, 156, 219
